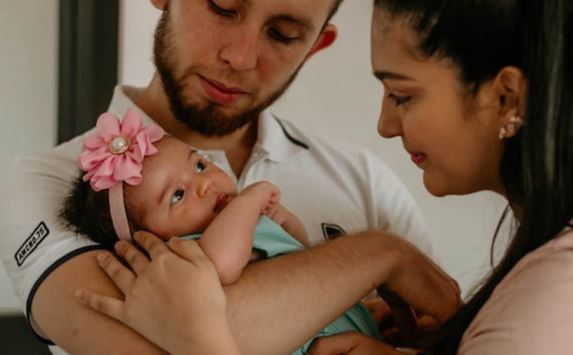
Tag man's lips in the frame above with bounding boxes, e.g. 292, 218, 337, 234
199, 75, 247, 106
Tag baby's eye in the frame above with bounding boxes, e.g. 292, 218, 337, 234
195, 160, 207, 173
170, 189, 185, 205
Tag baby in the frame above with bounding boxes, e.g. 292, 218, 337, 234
61, 109, 382, 354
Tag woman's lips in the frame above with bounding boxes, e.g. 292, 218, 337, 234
410, 153, 427, 166
199, 76, 246, 107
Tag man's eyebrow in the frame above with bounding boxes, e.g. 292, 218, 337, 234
373, 71, 414, 81
272, 14, 315, 32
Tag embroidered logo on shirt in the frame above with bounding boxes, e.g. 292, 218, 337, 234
15, 222, 49, 267
321, 223, 347, 241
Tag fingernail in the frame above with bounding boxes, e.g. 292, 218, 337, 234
96, 253, 108, 263
114, 242, 125, 252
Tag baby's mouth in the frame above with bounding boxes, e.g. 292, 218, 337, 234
213, 193, 230, 213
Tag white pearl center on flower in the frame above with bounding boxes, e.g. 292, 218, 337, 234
109, 136, 131, 155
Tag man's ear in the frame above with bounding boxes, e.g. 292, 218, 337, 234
493, 66, 527, 122
305, 24, 338, 61
151, 0, 167, 11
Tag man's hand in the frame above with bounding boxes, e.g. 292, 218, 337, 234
75, 232, 240, 355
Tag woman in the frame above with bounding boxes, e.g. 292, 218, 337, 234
308, 0, 573, 353
76, 0, 573, 353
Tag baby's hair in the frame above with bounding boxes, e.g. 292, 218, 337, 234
60, 173, 119, 249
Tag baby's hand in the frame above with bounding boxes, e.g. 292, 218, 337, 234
266, 204, 311, 247
241, 181, 281, 214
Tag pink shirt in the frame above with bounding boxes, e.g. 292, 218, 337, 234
459, 226, 573, 354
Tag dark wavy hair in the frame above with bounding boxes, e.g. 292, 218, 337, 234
60, 174, 120, 250
374, 0, 573, 353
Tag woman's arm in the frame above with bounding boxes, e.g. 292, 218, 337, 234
198, 181, 280, 284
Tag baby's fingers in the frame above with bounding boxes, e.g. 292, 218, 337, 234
75, 288, 124, 323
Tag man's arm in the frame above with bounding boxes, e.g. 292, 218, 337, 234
32, 250, 167, 354
33, 232, 398, 354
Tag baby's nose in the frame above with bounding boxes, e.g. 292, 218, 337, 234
197, 178, 213, 197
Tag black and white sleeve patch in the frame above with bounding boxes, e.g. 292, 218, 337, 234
321, 223, 347, 241
15, 222, 49, 267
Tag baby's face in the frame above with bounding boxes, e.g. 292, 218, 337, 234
125, 137, 237, 240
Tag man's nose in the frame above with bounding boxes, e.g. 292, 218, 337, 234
219, 25, 259, 71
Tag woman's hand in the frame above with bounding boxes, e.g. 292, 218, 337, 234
308, 332, 405, 355
75, 232, 240, 355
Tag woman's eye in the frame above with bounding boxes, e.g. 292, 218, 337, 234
268, 28, 298, 44
208, 0, 236, 18
195, 160, 207, 173
388, 93, 412, 107
170, 189, 185, 205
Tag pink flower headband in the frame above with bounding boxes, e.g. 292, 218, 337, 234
78, 109, 165, 241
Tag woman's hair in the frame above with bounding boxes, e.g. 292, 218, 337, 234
374, 0, 573, 352
60, 174, 120, 250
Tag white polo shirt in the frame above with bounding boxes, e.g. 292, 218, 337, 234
0, 86, 431, 346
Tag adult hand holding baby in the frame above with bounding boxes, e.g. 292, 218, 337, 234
75, 232, 240, 355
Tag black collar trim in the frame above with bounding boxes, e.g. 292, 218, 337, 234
273, 116, 309, 150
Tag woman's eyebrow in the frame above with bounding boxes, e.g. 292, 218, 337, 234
374, 70, 414, 81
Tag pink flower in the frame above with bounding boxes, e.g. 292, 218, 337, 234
78, 109, 165, 191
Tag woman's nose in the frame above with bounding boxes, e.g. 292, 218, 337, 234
377, 104, 402, 139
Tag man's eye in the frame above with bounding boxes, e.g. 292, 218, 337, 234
208, 0, 236, 18
170, 189, 185, 205
268, 28, 298, 44
195, 160, 207, 173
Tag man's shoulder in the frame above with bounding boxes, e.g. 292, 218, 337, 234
5, 133, 88, 195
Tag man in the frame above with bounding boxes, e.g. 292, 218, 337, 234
0, 0, 433, 353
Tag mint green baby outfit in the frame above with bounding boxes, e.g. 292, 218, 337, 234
183, 216, 382, 354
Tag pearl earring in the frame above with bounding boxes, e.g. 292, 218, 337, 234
498, 115, 524, 140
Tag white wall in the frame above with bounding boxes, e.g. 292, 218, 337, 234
119, 1, 508, 296
0, 0, 59, 314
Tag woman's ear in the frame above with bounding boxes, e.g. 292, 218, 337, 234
494, 67, 527, 121
493, 66, 527, 139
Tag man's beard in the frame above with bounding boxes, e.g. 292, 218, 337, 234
153, 10, 301, 137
